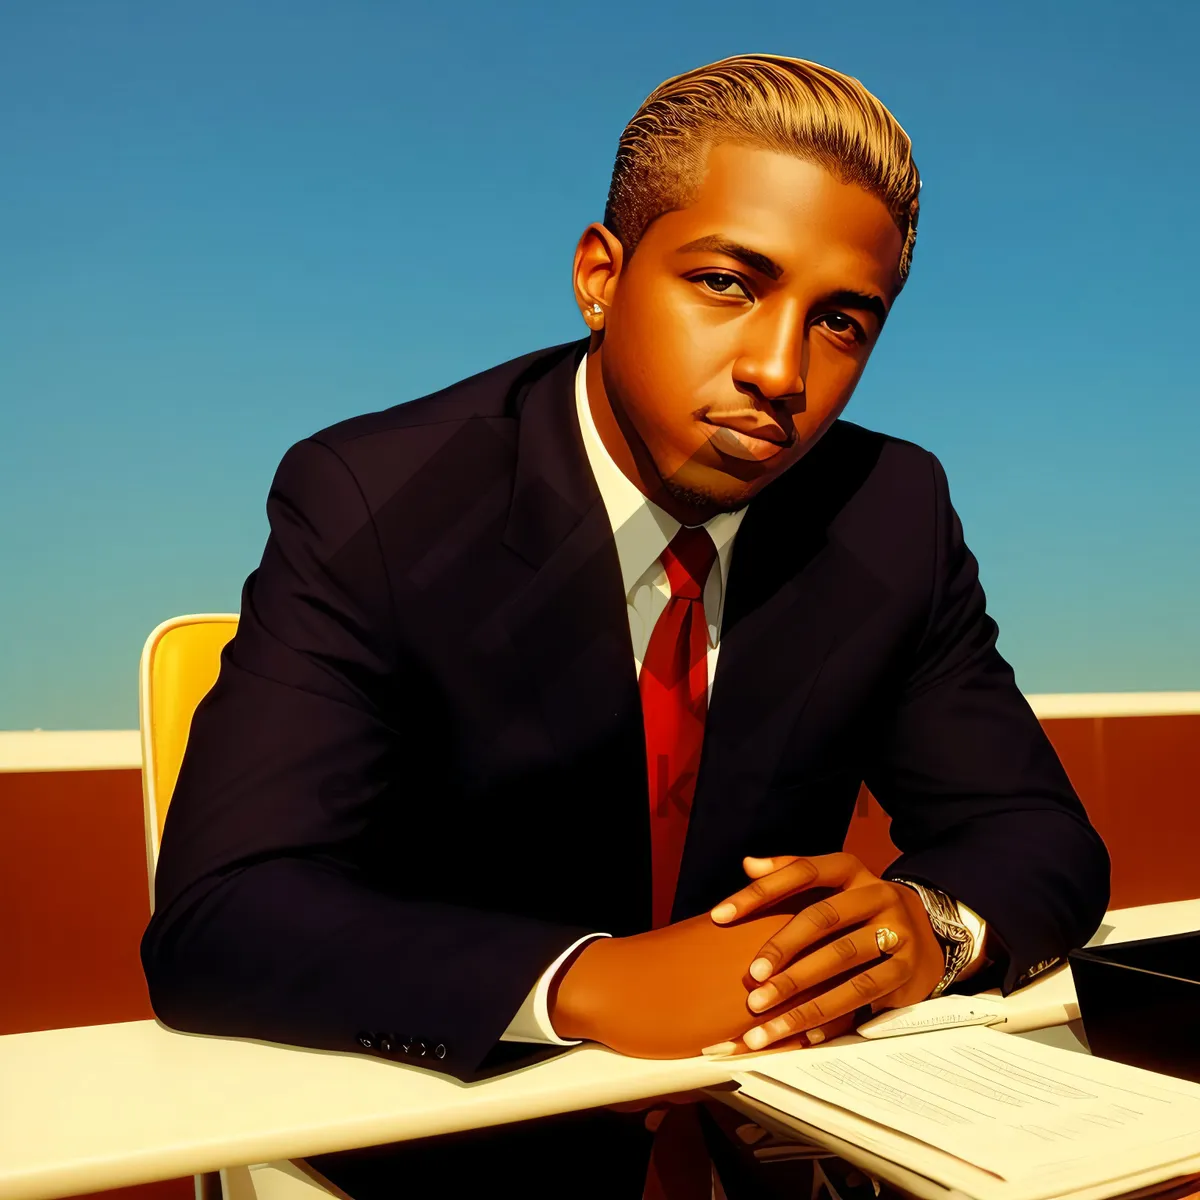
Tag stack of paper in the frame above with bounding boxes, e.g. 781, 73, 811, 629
733, 1026, 1200, 1200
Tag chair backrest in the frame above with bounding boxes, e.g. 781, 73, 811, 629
138, 614, 238, 911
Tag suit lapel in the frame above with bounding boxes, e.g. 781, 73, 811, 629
499, 342, 643, 753
497, 342, 653, 923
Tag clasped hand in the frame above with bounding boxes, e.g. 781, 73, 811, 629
552, 852, 944, 1061
703, 852, 944, 1055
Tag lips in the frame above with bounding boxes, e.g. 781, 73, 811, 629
702, 417, 792, 462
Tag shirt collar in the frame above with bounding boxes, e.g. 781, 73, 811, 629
574, 354, 748, 603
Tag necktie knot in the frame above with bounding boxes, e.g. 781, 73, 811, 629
660, 525, 716, 602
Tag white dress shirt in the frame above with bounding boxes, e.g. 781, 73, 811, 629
501, 355, 985, 1045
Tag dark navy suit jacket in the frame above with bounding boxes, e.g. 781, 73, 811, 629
141, 338, 1109, 1192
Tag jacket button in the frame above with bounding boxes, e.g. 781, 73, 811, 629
356, 1032, 374, 1049
434, 1044, 447, 1059
379, 1035, 393, 1052
414, 1040, 428, 1056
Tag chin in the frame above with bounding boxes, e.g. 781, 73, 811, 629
660, 471, 753, 514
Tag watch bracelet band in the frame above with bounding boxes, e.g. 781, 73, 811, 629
892, 877, 976, 998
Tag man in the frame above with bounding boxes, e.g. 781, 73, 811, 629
141, 53, 1110, 1198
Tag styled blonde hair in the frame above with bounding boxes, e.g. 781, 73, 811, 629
604, 53, 922, 285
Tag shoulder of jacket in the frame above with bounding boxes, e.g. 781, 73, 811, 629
306, 339, 584, 452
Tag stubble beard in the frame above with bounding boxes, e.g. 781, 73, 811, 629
658, 471, 750, 518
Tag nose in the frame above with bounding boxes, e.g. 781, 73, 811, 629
732, 301, 807, 409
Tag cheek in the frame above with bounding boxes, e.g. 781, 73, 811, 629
617, 286, 714, 382
609, 312, 722, 447
628, 366, 714, 470
805, 343, 870, 412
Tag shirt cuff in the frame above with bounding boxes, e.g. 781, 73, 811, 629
954, 900, 989, 981
499, 932, 612, 1045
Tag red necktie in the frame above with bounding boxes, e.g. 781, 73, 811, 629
639, 525, 720, 1200
639, 524, 718, 931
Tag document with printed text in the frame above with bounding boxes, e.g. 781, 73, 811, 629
734, 1027, 1200, 1200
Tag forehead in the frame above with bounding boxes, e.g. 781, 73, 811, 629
652, 142, 904, 289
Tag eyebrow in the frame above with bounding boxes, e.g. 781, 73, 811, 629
678, 235, 785, 280
675, 234, 890, 326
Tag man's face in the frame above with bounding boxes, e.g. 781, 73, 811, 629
584, 142, 905, 516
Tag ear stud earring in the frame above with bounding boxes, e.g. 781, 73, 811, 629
591, 303, 602, 314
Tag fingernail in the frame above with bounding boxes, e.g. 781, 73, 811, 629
701, 1040, 738, 1056
645, 1109, 666, 1132
711, 903, 736, 922
744, 1027, 768, 1051
749, 957, 773, 982
805, 1028, 826, 1046
748, 985, 776, 1012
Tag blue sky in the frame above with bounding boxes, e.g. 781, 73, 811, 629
2, 0, 1197, 729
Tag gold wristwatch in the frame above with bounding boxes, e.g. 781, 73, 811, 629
892, 878, 976, 998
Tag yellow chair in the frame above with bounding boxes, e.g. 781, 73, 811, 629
138, 614, 352, 1200
139, 614, 239, 912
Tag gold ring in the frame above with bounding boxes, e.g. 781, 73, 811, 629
875, 926, 900, 956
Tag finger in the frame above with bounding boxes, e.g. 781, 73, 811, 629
746, 883, 895, 982
702, 1012, 856, 1059
749, 919, 909, 1012
700, 1031, 806, 1058
764, 1011, 859, 1051
710, 853, 866, 923
741, 957, 910, 1051
742, 855, 785, 878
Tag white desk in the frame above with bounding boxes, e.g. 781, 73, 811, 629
2, 899, 1198, 1200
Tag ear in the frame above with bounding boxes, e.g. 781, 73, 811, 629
572, 222, 624, 317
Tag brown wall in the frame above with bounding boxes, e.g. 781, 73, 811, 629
845, 714, 1200, 908
2, 714, 1198, 1198
0, 768, 188, 1200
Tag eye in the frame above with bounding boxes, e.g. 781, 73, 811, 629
694, 273, 753, 301
819, 313, 866, 343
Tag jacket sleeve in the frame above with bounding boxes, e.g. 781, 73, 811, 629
866, 452, 1111, 994
140, 437, 593, 1081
